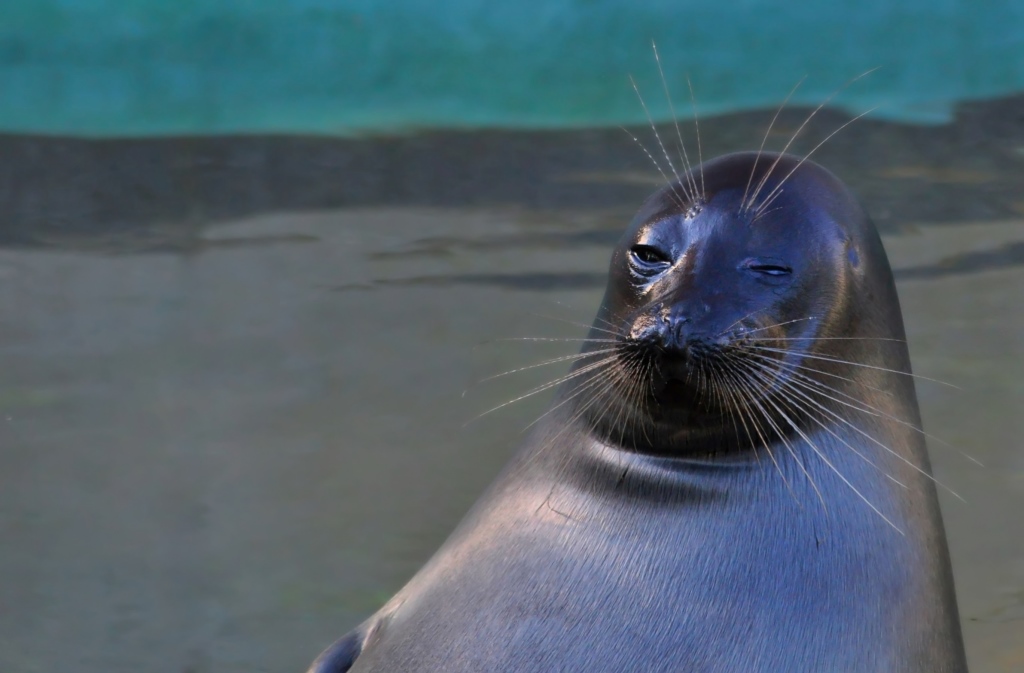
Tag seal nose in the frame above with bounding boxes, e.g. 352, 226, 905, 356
657, 305, 690, 352
630, 305, 691, 352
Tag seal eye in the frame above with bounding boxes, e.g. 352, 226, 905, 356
629, 245, 672, 277
744, 260, 792, 277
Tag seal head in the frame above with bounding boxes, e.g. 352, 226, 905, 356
576, 151, 897, 459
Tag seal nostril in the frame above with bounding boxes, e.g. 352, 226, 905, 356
672, 319, 688, 348
631, 313, 667, 346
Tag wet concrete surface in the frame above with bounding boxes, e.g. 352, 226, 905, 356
0, 97, 1022, 672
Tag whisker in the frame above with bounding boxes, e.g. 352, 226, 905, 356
743, 349, 894, 398
741, 76, 806, 211
495, 337, 619, 343
733, 316, 818, 336
633, 354, 656, 447
651, 41, 700, 202
748, 345, 960, 389
518, 352, 640, 501
476, 347, 620, 383
590, 307, 626, 333
752, 336, 907, 343
709, 357, 760, 467
716, 363, 765, 470
620, 128, 688, 210
754, 107, 878, 217
533, 354, 643, 507
609, 352, 640, 449
686, 75, 706, 200
629, 75, 693, 203
506, 354, 627, 493
468, 353, 620, 423
719, 308, 767, 336
611, 348, 645, 449
720, 357, 817, 506
536, 352, 638, 510
531, 312, 621, 337
525, 353, 625, 432
740, 360, 908, 489
748, 365, 904, 534
745, 68, 878, 213
762, 366, 967, 500
750, 204, 786, 223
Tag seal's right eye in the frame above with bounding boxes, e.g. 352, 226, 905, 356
629, 245, 672, 277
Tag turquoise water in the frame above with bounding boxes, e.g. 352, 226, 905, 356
3, 0, 1024, 136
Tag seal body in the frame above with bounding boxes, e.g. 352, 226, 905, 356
307, 153, 968, 672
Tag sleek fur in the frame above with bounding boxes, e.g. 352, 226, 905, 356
306, 152, 967, 672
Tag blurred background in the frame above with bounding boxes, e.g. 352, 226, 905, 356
0, 1, 1021, 671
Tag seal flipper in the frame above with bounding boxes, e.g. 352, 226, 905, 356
305, 623, 370, 673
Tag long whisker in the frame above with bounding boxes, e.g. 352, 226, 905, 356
686, 75, 706, 200
519, 349, 642, 504
740, 360, 907, 488
736, 317, 817, 336
748, 345, 960, 389
748, 365, 904, 533
708, 355, 762, 468
651, 41, 700, 202
757, 362, 969, 499
531, 312, 622, 337
620, 128, 688, 210
614, 347, 647, 449
590, 309, 625, 335
534, 353, 643, 496
629, 75, 693, 203
525, 353, 626, 432
752, 336, 907, 343
495, 337, 619, 343
533, 360, 632, 516
743, 350, 894, 398
609, 351, 642, 449
468, 353, 620, 423
719, 308, 765, 335
754, 107, 878, 217
741, 76, 806, 211
506, 353, 627, 494
716, 363, 764, 470
633, 353, 656, 447
721, 357, 818, 506
745, 68, 879, 212
476, 347, 620, 383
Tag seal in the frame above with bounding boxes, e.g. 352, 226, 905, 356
305, 152, 968, 672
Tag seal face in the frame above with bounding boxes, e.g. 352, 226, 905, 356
306, 152, 968, 673
577, 151, 861, 458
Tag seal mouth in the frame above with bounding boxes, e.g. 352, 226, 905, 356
647, 352, 692, 402
621, 342, 722, 415
653, 377, 689, 404
571, 311, 809, 456
620, 326, 794, 418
